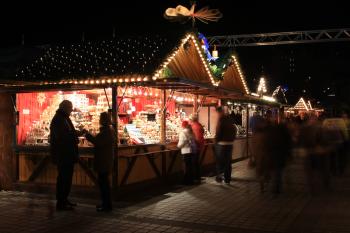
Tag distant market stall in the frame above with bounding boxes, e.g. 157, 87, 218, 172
285, 97, 324, 118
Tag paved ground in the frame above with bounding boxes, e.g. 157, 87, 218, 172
2, 157, 350, 233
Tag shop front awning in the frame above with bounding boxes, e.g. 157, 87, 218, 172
0, 76, 243, 100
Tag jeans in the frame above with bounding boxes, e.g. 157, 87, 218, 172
215, 144, 233, 182
98, 172, 112, 209
56, 161, 74, 205
192, 152, 201, 180
182, 154, 194, 184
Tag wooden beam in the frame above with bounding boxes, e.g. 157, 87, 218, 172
27, 155, 50, 181
160, 90, 166, 144
146, 154, 162, 178
120, 157, 138, 186
78, 159, 98, 186
167, 149, 180, 174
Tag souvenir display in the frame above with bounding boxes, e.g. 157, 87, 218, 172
18, 88, 213, 146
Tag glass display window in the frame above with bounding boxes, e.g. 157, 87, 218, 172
17, 89, 112, 146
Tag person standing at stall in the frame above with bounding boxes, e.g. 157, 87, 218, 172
215, 106, 237, 184
50, 100, 80, 211
178, 121, 196, 185
85, 112, 115, 212
190, 114, 205, 183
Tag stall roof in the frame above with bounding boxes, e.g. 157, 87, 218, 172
219, 54, 250, 95
13, 35, 182, 82
285, 97, 324, 113
1, 32, 232, 93
293, 97, 310, 111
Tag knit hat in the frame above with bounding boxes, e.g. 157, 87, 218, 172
182, 120, 189, 128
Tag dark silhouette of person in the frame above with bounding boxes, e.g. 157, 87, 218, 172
215, 107, 237, 184
300, 115, 331, 193
85, 112, 115, 212
50, 100, 80, 211
253, 111, 292, 194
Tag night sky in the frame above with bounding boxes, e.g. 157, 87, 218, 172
1, 1, 350, 109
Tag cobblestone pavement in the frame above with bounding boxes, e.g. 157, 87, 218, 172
2, 158, 350, 233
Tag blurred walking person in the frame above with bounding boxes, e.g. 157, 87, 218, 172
252, 112, 272, 193
252, 110, 292, 194
300, 115, 331, 193
323, 117, 346, 176
268, 120, 292, 194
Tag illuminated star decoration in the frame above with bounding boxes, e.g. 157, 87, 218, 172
164, 4, 222, 27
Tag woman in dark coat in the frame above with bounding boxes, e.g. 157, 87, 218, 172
85, 112, 115, 212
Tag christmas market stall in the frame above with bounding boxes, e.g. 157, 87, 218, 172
285, 97, 324, 118
0, 32, 240, 192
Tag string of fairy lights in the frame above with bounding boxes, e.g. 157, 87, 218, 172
14, 33, 249, 94
16, 36, 171, 81
232, 55, 250, 94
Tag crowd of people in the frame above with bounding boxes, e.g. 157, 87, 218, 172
45, 100, 350, 212
250, 111, 350, 195
177, 105, 350, 198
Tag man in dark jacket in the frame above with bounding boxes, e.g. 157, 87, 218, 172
215, 106, 237, 184
50, 100, 79, 211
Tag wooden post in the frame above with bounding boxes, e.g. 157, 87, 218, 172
111, 86, 118, 198
246, 105, 249, 158
11, 94, 19, 181
207, 106, 210, 132
193, 95, 199, 114
160, 90, 166, 144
